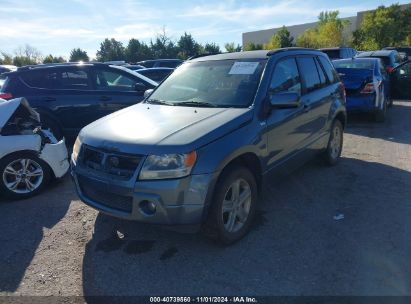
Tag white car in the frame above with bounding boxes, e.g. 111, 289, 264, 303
0, 98, 69, 199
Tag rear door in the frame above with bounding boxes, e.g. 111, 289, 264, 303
19, 66, 99, 134
295, 56, 330, 146
391, 61, 411, 99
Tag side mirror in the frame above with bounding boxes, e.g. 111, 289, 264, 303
134, 82, 147, 92
269, 92, 300, 108
144, 89, 154, 98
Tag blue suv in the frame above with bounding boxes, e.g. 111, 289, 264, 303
71, 48, 347, 244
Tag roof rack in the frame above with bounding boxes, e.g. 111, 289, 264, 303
17, 62, 107, 71
266, 47, 317, 56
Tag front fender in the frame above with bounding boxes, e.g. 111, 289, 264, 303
192, 120, 265, 175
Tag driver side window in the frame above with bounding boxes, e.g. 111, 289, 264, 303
270, 58, 301, 96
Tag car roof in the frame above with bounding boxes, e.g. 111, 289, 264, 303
357, 50, 394, 57
334, 57, 379, 63
15, 62, 108, 72
138, 59, 182, 63
189, 48, 324, 62
137, 67, 174, 72
319, 47, 352, 50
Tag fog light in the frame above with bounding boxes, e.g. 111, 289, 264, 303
139, 200, 156, 215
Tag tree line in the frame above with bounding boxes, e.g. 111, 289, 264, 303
244, 4, 411, 51
1, 4, 410, 67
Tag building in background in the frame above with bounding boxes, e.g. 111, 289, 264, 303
242, 3, 411, 47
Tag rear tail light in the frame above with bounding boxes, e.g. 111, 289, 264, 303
360, 83, 375, 94
339, 83, 346, 98
0, 93, 13, 100
387, 66, 394, 73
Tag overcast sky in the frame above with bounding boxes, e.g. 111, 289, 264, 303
0, 0, 409, 59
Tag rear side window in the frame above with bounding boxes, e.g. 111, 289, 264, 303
61, 70, 90, 89
270, 58, 301, 95
297, 57, 321, 93
21, 68, 91, 90
318, 56, 337, 83
314, 58, 327, 86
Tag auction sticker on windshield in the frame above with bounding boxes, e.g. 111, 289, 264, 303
229, 62, 259, 75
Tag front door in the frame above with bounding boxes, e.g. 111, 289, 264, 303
265, 57, 306, 170
391, 61, 411, 99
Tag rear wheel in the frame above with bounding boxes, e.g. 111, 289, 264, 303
374, 99, 387, 122
202, 165, 258, 245
323, 120, 343, 166
0, 152, 51, 200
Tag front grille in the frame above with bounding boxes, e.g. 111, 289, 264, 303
80, 145, 142, 179
78, 177, 133, 213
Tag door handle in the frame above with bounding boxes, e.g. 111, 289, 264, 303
42, 96, 56, 102
99, 96, 112, 102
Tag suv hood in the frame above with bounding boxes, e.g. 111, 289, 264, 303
79, 103, 253, 155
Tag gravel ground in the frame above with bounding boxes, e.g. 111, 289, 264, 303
0, 101, 410, 297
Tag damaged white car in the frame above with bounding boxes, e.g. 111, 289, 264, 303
0, 98, 69, 199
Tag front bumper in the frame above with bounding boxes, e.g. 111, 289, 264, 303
71, 161, 216, 225
40, 139, 69, 178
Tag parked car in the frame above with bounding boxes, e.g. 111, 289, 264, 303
136, 59, 183, 68
356, 50, 402, 73
390, 60, 411, 100
0, 98, 69, 199
319, 47, 357, 60
0, 63, 158, 139
71, 48, 346, 244
333, 58, 391, 121
0, 65, 17, 74
383, 47, 411, 61
136, 68, 174, 82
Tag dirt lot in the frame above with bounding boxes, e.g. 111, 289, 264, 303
1, 101, 411, 297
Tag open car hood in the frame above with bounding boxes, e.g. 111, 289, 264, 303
0, 98, 40, 131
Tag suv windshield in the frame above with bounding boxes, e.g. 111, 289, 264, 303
147, 59, 266, 108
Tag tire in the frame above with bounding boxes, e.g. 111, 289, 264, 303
202, 165, 258, 245
0, 152, 51, 200
323, 120, 343, 166
41, 116, 64, 140
374, 99, 387, 122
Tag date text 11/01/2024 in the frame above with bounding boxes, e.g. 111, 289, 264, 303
149, 297, 258, 303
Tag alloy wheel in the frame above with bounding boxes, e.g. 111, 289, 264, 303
2, 158, 44, 194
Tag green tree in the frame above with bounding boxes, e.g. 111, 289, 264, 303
69, 48, 89, 62
224, 42, 242, 52
243, 42, 263, 51
150, 29, 178, 58
296, 11, 350, 48
125, 39, 152, 62
0, 52, 13, 65
353, 4, 411, 50
203, 42, 221, 54
96, 38, 125, 62
43, 55, 65, 63
177, 32, 202, 59
264, 26, 294, 49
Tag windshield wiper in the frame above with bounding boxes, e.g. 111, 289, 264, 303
177, 101, 218, 108
146, 99, 175, 106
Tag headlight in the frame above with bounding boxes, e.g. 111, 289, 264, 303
72, 137, 82, 163
139, 151, 197, 180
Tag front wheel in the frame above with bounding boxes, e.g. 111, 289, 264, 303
323, 120, 343, 166
202, 165, 258, 245
0, 152, 51, 200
